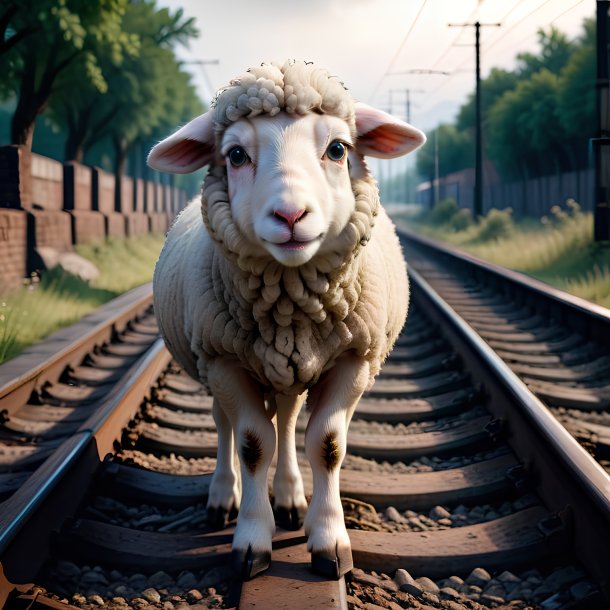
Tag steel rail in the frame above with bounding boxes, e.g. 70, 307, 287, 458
0, 336, 171, 606
409, 266, 610, 598
0, 283, 154, 416
398, 222, 610, 345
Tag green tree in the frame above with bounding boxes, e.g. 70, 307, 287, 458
556, 18, 596, 169
455, 67, 519, 133
47, 0, 198, 164
516, 27, 575, 80
487, 69, 566, 179
0, 0, 137, 150
416, 123, 474, 181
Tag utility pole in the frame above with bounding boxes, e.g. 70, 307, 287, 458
594, 0, 610, 241
449, 21, 500, 216
390, 88, 424, 202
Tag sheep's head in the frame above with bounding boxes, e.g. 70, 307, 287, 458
148, 60, 425, 268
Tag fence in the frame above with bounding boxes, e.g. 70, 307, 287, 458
0, 145, 191, 289
416, 168, 594, 217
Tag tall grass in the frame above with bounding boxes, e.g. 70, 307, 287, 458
401, 199, 610, 309
0, 233, 165, 364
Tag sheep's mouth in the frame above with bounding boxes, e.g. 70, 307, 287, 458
279, 239, 309, 251
277, 233, 324, 250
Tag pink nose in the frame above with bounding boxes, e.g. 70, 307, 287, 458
273, 208, 307, 229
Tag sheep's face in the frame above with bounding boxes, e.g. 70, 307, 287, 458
220, 113, 355, 267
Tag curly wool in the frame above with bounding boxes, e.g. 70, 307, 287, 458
211, 61, 356, 146
168, 60, 405, 394
196, 166, 385, 393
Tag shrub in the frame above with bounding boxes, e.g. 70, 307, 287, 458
429, 198, 459, 225
474, 207, 514, 242
449, 208, 474, 232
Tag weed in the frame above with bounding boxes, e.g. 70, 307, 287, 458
0, 233, 165, 364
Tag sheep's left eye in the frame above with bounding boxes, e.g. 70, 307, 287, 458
228, 146, 249, 167
326, 141, 346, 162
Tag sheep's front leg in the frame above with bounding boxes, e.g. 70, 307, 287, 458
207, 359, 276, 579
304, 352, 370, 579
273, 393, 308, 529
206, 398, 240, 528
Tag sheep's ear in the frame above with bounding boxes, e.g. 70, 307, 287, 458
147, 112, 215, 174
355, 102, 426, 159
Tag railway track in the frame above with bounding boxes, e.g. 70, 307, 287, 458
0, 258, 609, 609
398, 223, 610, 477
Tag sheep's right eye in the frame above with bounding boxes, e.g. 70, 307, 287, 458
228, 147, 249, 167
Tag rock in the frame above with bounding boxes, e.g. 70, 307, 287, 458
148, 571, 173, 588
56, 561, 81, 579
128, 574, 149, 589
36, 247, 61, 270
429, 506, 451, 520
113, 585, 132, 597
480, 593, 507, 605
142, 588, 162, 604
384, 506, 406, 523
540, 592, 568, 609
569, 580, 598, 601
186, 589, 204, 603
415, 577, 439, 595
439, 587, 462, 601
394, 568, 416, 589
544, 566, 585, 591
532, 584, 553, 602
87, 595, 106, 606
483, 581, 506, 597
445, 575, 465, 591
465, 567, 491, 587
176, 572, 197, 589
399, 581, 423, 597
496, 570, 521, 585
80, 571, 109, 586
438, 518, 453, 527
346, 594, 365, 608
59, 252, 100, 282
406, 517, 426, 531
71, 593, 87, 605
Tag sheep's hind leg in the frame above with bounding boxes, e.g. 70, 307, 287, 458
304, 353, 370, 579
273, 393, 308, 529
207, 359, 276, 580
206, 398, 240, 528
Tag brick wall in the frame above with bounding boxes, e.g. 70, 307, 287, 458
0, 209, 27, 288
31, 154, 63, 211
0, 147, 190, 287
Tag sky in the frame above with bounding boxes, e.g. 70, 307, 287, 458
158, 0, 594, 130
156, 0, 595, 181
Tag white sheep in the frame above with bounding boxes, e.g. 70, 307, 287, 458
148, 60, 425, 580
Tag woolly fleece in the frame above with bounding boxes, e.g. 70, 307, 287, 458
153, 60, 409, 395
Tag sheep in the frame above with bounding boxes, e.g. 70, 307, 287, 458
147, 60, 425, 580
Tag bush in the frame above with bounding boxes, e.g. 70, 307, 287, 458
449, 208, 474, 231
429, 198, 459, 225
474, 207, 514, 242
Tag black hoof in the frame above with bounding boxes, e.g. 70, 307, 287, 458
232, 545, 271, 580
206, 504, 238, 529
274, 504, 306, 530
311, 544, 353, 579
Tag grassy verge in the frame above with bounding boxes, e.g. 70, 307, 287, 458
398, 198, 610, 309
0, 233, 165, 364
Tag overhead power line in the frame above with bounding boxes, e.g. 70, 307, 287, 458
368, 0, 428, 102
